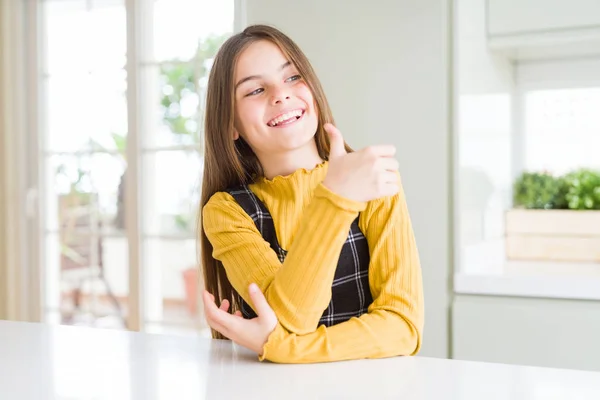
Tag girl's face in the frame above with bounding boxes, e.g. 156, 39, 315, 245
233, 40, 318, 157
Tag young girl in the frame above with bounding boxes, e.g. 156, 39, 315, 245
199, 24, 424, 364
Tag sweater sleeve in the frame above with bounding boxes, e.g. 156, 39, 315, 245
203, 183, 366, 335
258, 181, 424, 363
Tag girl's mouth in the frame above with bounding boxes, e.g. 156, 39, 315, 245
267, 109, 305, 127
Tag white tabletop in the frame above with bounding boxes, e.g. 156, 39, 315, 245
1, 320, 599, 399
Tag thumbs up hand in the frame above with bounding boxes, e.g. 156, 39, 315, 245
322, 123, 399, 203
326, 122, 348, 160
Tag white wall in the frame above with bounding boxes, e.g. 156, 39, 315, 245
244, 0, 452, 358
454, 0, 514, 271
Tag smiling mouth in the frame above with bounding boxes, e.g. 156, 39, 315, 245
267, 109, 305, 127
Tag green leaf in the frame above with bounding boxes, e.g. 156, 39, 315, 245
564, 169, 600, 210
513, 171, 568, 209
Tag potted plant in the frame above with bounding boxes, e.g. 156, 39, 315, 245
506, 169, 600, 262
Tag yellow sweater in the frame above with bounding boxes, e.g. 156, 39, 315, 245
202, 161, 424, 363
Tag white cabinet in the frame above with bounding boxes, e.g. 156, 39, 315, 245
487, 0, 600, 36
486, 0, 600, 60
452, 294, 600, 371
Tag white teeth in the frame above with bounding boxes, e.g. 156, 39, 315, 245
268, 110, 303, 126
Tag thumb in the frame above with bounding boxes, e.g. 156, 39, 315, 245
324, 123, 346, 159
248, 283, 276, 321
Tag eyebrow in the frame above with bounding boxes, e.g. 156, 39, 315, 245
235, 61, 292, 90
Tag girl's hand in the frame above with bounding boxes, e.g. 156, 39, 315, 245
322, 123, 400, 202
203, 283, 278, 356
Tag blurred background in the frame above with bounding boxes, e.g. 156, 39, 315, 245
0, 0, 235, 337
1, 0, 599, 373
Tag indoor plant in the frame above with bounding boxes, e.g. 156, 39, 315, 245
506, 169, 600, 262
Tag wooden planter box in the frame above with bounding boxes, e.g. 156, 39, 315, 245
505, 209, 600, 262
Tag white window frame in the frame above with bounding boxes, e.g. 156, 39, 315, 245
18, 0, 247, 331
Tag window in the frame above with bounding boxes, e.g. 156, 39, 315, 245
454, 44, 600, 298
35, 0, 236, 334
523, 87, 600, 175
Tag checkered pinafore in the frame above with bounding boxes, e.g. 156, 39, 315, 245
227, 185, 373, 327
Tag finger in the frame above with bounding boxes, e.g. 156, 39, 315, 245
377, 157, 400, 172
234, 310, 243, 317
220, 299, 230, 312
204, 296, 238, 338
203, 290, 215, 303
203, 292, 227, 333
381, 169, 399, 181
203, 291, 227, 324
363, 145, 396, 158
323, 123, 347, 159
203, 291, 219, 320
205, 309, 227, 335
202, 290, 214, 307
248, 283, 276, 320
203, 291, 232, 314
378, 180, 400, 197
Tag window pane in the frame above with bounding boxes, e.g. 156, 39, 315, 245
524, 87, 600, 175
137, 0, 234, 334
40, 0, 235, 334
44, 0, 126, 75
143, 238, 200, 328
41, 0, 129, 331
44, 0, 88, 75
159, 62, 202, 145
151, 0, 234, 62
44, 70, 128, 152
43, 152, 129, 329
88, 2, 127, 71
44, 231, 128, 329
140, 63, 201, 148
141, 35, 229, 149
142, 150, 202, 236
45, 153, 126, 234
140, 0, 232, 149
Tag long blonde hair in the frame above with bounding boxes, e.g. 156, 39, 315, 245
199, 24, 350, 339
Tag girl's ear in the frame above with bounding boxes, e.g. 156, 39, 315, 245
232, 129, 240, 140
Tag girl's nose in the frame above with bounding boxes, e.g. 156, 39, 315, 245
271, 89, 291, 105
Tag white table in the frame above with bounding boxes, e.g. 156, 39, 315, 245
1, 320, 599, 399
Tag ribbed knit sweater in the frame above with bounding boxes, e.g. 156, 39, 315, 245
202, 161, 424, 363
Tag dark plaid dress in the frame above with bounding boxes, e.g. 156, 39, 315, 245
227, 185, 373, 327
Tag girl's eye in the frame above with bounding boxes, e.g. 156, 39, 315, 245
246, 88, 264, 97
245, 75, 301, 97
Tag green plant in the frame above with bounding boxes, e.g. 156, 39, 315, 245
513, 171, 568, 209
563, 168, 600, 210
159, 33, 230, 143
